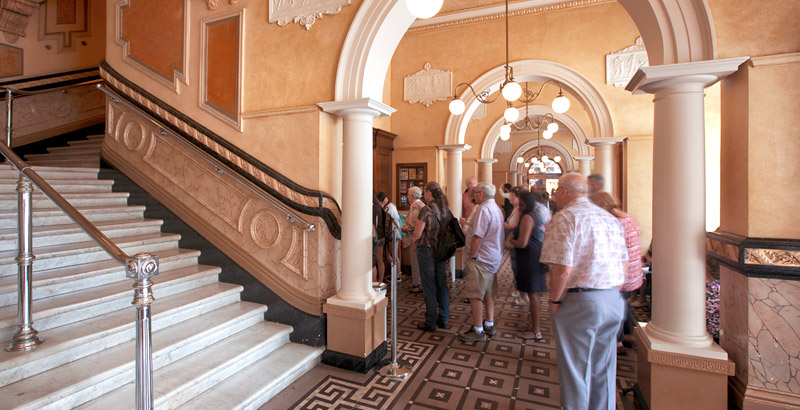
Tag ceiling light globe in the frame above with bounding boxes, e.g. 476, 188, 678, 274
542, 155, 549, 162
552, 95, 570, 113
517, 156, 524, 164
405, 0, 443, 19
502, 81, 523, 101
499, 124, 511, 140
554, 155, 561, 162
448, 99, 465, 115
542, 130, 553, 139
504, 106, 520, 122
547, 122, 559, 132
524, 162, 530, 168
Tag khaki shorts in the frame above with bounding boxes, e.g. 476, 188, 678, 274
464, 259, 497, 300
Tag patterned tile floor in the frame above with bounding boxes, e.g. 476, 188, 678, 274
263, 254, 651, 410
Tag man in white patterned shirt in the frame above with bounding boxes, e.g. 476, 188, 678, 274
540, 173, 627, 410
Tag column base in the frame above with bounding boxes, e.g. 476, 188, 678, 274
635, 325, 735, 410
322, 295, 388, 373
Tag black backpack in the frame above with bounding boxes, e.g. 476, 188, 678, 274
433, 208, 466, 262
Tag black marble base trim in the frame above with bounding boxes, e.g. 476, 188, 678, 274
707, 231, 800, 280
321, 342, 387, 374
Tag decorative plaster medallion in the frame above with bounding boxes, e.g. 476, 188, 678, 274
606, 37, 649, 87
251, 210, 281, 249
268, 0, 349, 30
281, 227, 307, 279
495, 140, 512, 154
206, 0, 239, 11
404, 63, 453, 107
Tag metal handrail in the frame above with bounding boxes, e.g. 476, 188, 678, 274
1, 78, 103, 97
96, 83, 316, 233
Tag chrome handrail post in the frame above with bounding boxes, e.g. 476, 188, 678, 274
379, 228, 411, 379
5, 90, 12, 147
126, 253, 159, 410
6, 173, 44, 352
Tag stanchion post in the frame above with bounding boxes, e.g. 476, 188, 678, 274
379, 229, 411, 379
127, 252, 159, 410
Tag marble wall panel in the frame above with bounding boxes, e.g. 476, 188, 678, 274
0, 43, 22, 77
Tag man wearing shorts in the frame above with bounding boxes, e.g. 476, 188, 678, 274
459, 183, 505, 342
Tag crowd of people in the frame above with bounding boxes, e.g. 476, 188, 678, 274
371, 172, 720, 410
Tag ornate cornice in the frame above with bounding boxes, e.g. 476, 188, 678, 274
407, 0, 612, 33
99, 60, 342, 239
706, 231, 800, 280
648, 350, 735, 376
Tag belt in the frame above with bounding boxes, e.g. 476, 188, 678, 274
567, 287, 607, 293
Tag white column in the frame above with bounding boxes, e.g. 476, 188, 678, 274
509, 171, 519, 186
574, 155, 594, 177
319, 99, 395, 307
476, 158, 497, 183
587, 138, 625, 194
438, 144, 471, 281
627, 58, 748, 354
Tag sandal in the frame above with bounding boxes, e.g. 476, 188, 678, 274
519, 332, 537, 340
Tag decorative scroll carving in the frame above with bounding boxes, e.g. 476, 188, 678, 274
706, 237, 740, 264
648, 350, 735, 376
39, 0, 90, 52
268, 0, 349, 30
404, 62, 452, 108
0, 0, 38, 43
606, 37, 649, 87
205, 0, 239, 11
251, 210, 281, 249
282, 226, 307, 279
745, 248, 800, 267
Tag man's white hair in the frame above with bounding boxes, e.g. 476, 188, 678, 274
408, 186, 423, 199
477, 182, 497, 198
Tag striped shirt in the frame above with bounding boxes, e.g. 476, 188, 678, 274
472, 199, 505, 273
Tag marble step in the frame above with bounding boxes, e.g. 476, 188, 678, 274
0, 263, 225, 342
66, 139, 104, 147
26, 159, 102, 168
86, 134, 104, 140
0, 289, 263, 388
0, 218, 163, 251
0, 178, 114, 194
25, 152, 102, 162
0, 204, 147, 229
41, 145, 102, 155
176, 343, 322, 410
0, 247, 201, 307
77, 322, 297, 410
0, 232, 182, 276
0, 295, 268, 410
0, 191, 130, 211
0, 165, 100, 181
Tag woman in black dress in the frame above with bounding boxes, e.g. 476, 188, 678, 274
511, 191, 550, 340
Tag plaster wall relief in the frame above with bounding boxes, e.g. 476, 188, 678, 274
403, 62, 452, 107
746, 277, 800, 395
0, 83, 104, 146
205, 0, 238, 11
38, 0, 90, 52
0, 0, 38, 43
116, 0, 189, 92
200, 10, 243, 130
605, 37, 649, 87
268, 0, 350, 30
104, 99, 337, 314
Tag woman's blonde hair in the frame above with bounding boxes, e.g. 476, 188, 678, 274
591, 191, 618, 214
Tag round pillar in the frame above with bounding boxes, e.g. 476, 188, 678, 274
476, 158, 497, 184
587, 138, 624, 194
574, 155, 594, 177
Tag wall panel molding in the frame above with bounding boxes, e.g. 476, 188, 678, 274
200, 10, 243, 130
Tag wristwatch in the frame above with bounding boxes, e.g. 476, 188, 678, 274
548, 299, 562, 304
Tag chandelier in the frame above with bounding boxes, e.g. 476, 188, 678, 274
519, 127, 562, 174
447, 0, 570, 120
498, 82, 563, 141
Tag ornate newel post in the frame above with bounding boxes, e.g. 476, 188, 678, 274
126, 252, 159, 410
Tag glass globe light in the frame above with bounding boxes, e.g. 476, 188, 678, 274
547, 122, 559, 132
406, 0, 443, 19
501, 81, 522, 102
552, 94, 570, 113
448, 99, 465, 115
517, 156, 524, 164
504, 106, 520, 122
554, 155, 562, 162
524, 162, 530, 168
542, 130, 553, 139
542, 155, 549, 162
499, 124, 511, 140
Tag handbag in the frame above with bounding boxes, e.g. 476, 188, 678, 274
433, 209, 465, 262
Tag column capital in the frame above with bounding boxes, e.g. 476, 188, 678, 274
509, 171, 519, 175
475, 158, 498, 164
437, 144, 471, 153
318, 98, 396, 118
587, 137, 626, 147
574, 155, 595, 162
626, 57, 749, 95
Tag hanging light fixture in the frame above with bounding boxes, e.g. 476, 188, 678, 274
406, 0, 443, 19
448, 0, 571, 118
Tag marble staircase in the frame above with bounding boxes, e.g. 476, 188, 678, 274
0, 161, 322, 409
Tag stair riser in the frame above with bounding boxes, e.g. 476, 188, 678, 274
0, 209, 146, 229
0, 239, 180, 276
26, 153, 102, 161
0, 274, 227, 343
0, 171, 100, 180
0, 255, 201, 307
235, 354, 320, 410
0, 303, 266, 389
0, 224, 164, 252
0, 184, 114, 194
0, 196, 129, 211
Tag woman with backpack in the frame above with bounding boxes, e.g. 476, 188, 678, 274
412, 181, 452, 332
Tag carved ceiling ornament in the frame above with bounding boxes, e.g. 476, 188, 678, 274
606, 36, 649, 87
0, 0, 39, 43
268, 0, 349, 30
404, 62, 453, 108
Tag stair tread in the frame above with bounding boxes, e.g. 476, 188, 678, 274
0, 204, 147, 218
77, 322, 295, 410
0, 297, 275, 410
177, 343, 322, 410
0, 192, 129, 199
0, 218, 161, 239
0, 232, 181, 263
0, 264, 225, 327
